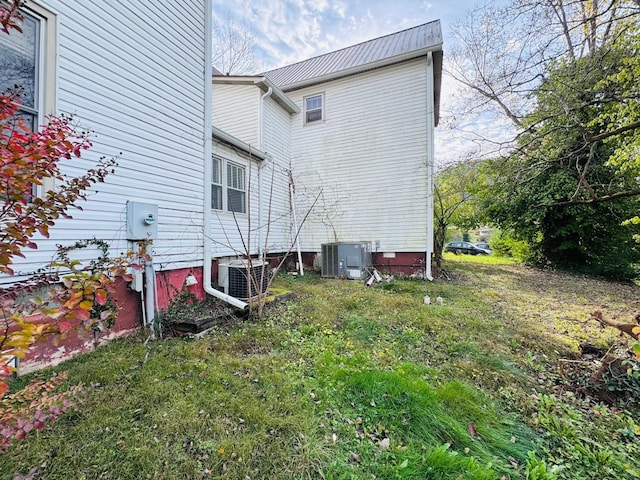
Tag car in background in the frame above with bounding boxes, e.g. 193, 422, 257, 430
474, 242, 492, 254
445, 241, 490, 255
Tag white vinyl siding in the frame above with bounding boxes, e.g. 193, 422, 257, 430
261, 96, 294, 252
212, 83, 260, 146
2, 0, 209, 279
289, 58, 429, 253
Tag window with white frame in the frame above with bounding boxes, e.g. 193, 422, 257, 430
0, 2, 57, 198
227, 161, 246, 213
211, 156, 246, 214
0, 3, 56, 130
211, 156, 223, 210
304, 93, 324, 124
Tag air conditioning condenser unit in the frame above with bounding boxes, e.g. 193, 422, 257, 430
321, 242, 372, 279
218, 259, 270, 299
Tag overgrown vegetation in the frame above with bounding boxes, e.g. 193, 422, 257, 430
444, 1, 640, 279
1, 256, 639, 479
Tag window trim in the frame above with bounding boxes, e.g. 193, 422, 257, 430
303, 92, 324, 125
25, 1, 57, 120
211, 156, 223, 211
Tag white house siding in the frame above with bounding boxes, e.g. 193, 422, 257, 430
288, 58, 429, 253
262, 96, 294, 254
210, 85, 295, 258
211, 141, 265, 258
212, 84, 260, 147
5, 0, 208, 277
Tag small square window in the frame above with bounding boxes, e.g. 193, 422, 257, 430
304, 93, 324, 124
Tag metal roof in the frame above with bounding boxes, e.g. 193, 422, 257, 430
262, 21, 443, 92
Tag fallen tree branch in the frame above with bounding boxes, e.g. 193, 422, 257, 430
591, 310, 640, 340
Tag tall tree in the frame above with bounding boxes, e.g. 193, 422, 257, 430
481, 24, 640, 276
212, 11, 261, 75
448, 1, 640, 276
448, 0, 640, 131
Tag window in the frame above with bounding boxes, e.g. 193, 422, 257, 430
211, 156, 246, 214
211, 157, 223, 210
0, 2, 56, 198
304, 93, 324, 124
227, 161, 246, 213
0, 3, 56, 128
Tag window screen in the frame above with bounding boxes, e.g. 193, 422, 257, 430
0, 11, 40, 128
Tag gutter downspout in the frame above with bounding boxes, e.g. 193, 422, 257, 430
203, 0, 247, 310
258, 87, 273, 258
425, 51, 435, 281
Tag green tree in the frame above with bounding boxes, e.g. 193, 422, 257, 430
483, 23, 640, 276
434, 161, 486, 268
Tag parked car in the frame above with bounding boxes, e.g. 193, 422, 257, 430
445, 241, 490, 255
474, 242, 492, 253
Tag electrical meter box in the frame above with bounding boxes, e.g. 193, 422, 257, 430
321, 242, 372, 279
126, 201, 158, 240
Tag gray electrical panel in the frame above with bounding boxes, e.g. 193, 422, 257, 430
126, 201, 158, 240
321, 242, 372, 279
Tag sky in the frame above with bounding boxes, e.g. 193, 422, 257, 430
213, 0, 482, 71
212, 0, 512, 164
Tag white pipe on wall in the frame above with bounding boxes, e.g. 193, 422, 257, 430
144, 259, 156, 332
258, 87, 273, 258
203, 0, 248, 310
425, 51, 435, 281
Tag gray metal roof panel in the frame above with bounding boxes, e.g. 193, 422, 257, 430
263, 21, 442, 89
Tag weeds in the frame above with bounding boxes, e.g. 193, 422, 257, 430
1, 256, 639, 479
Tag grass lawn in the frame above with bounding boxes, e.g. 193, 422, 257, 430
2, 254, 640, 479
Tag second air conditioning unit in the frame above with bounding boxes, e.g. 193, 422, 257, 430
321, 242, 372, 279
218, 259, 270, 299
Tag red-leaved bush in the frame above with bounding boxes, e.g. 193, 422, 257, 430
0, 0, 148, 448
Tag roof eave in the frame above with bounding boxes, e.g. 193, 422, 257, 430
212, 126, 267, 160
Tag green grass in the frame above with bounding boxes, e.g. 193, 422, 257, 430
2, 255, 640, 479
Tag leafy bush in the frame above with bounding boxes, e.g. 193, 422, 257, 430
490, 230, 532, 261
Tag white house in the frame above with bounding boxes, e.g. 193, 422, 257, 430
1, 0, 221, 371
1, 5, 442, 371
213, 21, 443, 276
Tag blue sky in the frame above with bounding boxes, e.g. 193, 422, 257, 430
212, 0, 512, 163
213, 0, 490, 71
